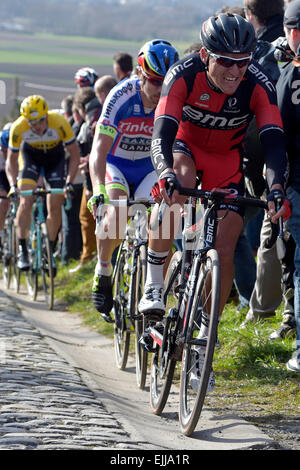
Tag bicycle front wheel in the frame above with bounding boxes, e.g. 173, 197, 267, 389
150, 250, 182, 415
2, 221, 18, 290
26, 230, 38, 300
113, 246, 130, 370
41, 224, 54, 310
179, 249, 220, 436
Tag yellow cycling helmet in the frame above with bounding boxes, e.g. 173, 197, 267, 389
20, 95, 48, 121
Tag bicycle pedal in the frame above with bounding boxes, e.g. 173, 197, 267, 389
131, 313, 143, 321
143, 310, 164, 322
101, 312, 114, 324
139, 334, 156, 353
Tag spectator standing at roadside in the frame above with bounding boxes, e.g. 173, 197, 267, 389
69, 77, 118, 273
68, 87, 102, 272
277, 0, 300, 371
241, 0, 296, 340
113, 52, 133, 82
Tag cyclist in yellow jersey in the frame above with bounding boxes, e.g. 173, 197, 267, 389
6, 95, 80, 271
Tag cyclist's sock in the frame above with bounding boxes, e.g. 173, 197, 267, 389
144, 249, 169, 288
49, 240, 55, 252
197, 312, 220, 339
96, 258, 113, 277
19, 238, 28, 253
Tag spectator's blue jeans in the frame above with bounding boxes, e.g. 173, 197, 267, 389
286, 186, 300, 352
234, 232, 257, 308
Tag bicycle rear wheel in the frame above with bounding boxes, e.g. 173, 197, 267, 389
179, 249, 220, 436
135, 244, 148, 389
113, 246, 130, 370
41, 223, 54, 310
150, 250, 182, 415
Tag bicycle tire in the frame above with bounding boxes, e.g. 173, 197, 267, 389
113, 246, 130, 370
3, 221, 18, 290
41, 223, 54, 310
150, 250, 182, 415
26, 229, 38, 301
135, 244, 148, 390
179, 249, 220, 436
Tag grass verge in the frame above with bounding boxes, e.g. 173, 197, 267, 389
55, 259, 300, 419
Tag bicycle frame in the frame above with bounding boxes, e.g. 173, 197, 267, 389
150, 189, 268, 351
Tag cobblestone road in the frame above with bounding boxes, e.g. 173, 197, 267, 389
0, 290, 144, 450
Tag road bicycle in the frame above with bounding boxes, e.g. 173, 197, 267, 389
20, 187, 71, 310
147, 185, 273, 436
1, 193, 18, 290
96, 197, 152, 389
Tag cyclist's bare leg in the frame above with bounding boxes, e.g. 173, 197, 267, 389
0, 189, 9, 233
46, 193, 64, 241
139, 154, 196, 312
96, 186, 128, 266
149, 153, 196, 252
215, 210, 243, 315
16, 182, 35, 239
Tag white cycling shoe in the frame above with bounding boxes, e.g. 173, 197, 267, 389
138, 283, 165, 316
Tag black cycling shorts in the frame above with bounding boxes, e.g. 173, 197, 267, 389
18, 141, 67, 188
0, 170, 10, 193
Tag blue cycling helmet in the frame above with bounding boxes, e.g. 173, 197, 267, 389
137, 39, 179, 81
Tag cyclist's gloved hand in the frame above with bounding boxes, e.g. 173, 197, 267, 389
267, 189, 291, 221
150, 182, 162, 203
158, 172, 178, 195
8, 184, 18, 198
64, 182, 75, 199
87, 183, 110, 214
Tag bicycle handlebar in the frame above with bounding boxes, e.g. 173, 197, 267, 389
177, 186, 268, 210
19, 188, 72, 211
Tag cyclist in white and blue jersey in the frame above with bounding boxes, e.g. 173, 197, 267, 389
88, 39, 179, 321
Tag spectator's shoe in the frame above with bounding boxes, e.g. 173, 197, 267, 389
17, 249, 30, 271
240, 309, 275, 328
190, 345, 215, 393
69, 259, 89, 274
286, 351, 300, 372
269, 314, 296, 340
92, 273, 114, 322
138, 283, 165, 320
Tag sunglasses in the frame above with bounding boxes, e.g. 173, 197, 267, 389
141, 70, 164, 87
209, 52, 252, 68
28, 116, 47, 128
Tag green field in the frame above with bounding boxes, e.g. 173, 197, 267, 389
0, 31, 190, 65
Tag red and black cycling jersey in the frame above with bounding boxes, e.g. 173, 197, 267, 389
151, 53, 288, 190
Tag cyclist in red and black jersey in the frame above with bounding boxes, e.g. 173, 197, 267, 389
139, 13, 290, 320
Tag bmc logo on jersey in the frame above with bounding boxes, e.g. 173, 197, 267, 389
248, 64, 276, 93
164, 57, 194, 85
183, 105, 249, 128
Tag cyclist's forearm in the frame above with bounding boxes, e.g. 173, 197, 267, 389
89, 134, 113, 191
5, 150, 19, 186
151, 116, 178, 177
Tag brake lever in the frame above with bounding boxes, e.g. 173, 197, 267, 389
149, 180, 175, 231
95, 194, 105, 237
